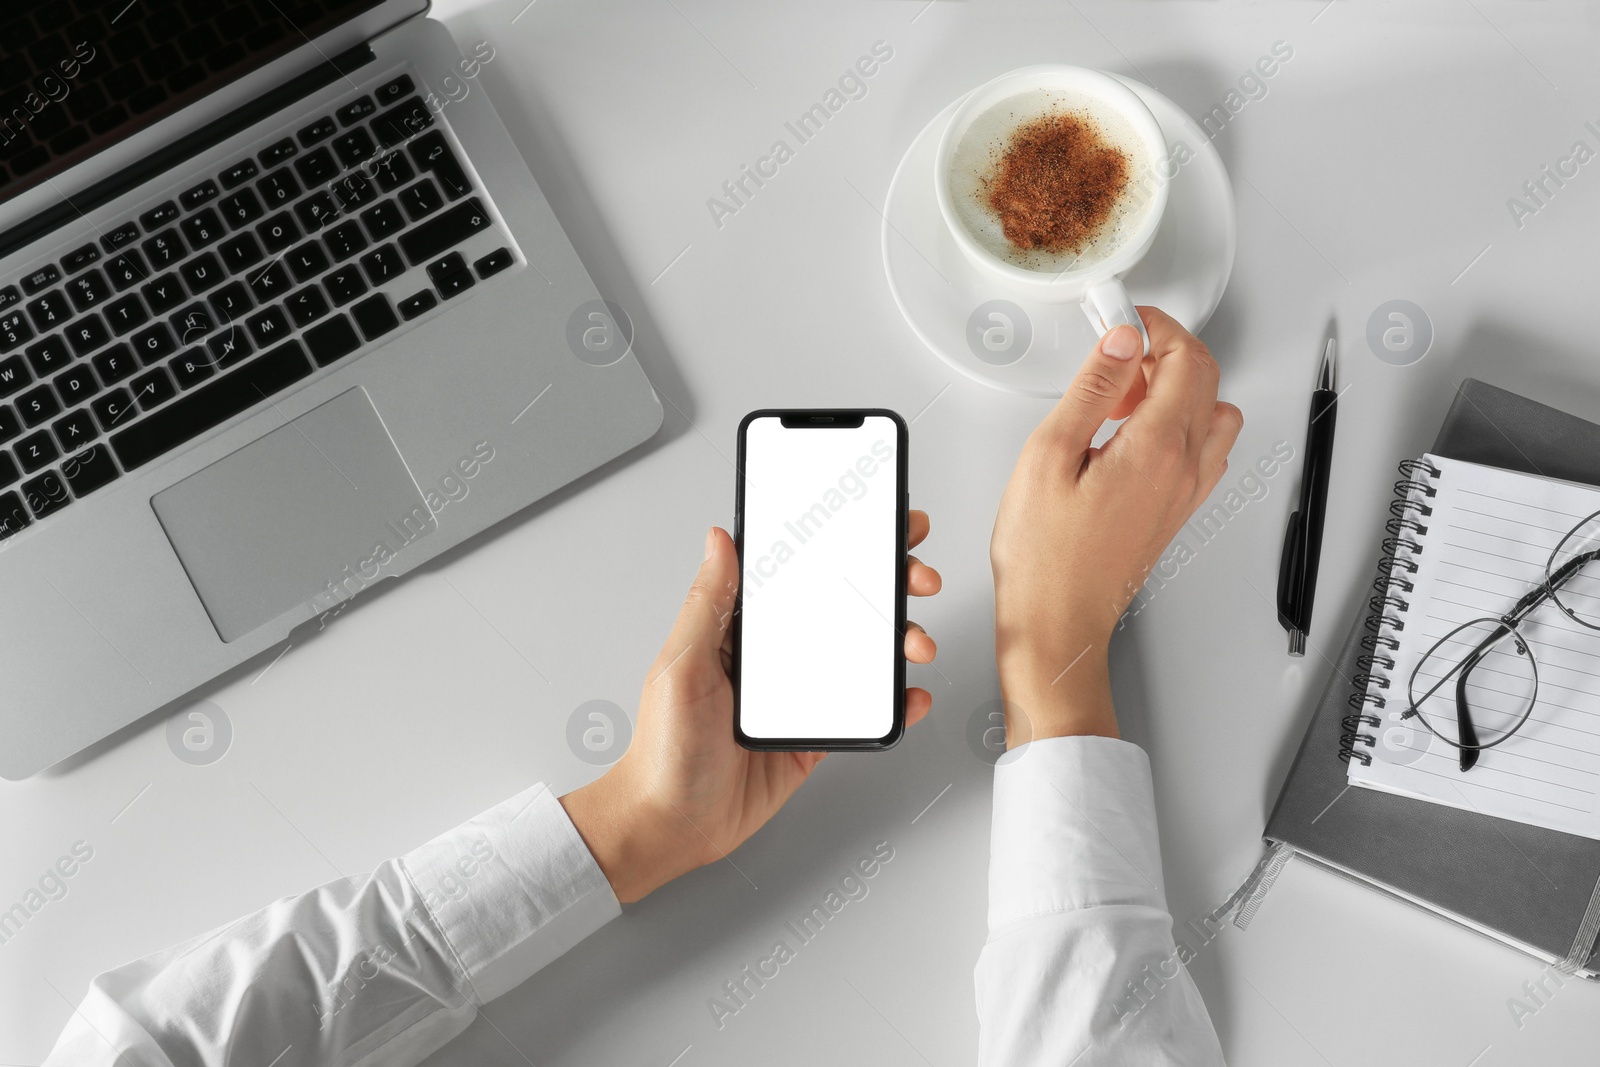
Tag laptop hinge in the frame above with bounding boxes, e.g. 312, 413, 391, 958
0, 43, 376, 262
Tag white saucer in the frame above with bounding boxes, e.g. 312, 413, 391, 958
882, 76, 1237, 398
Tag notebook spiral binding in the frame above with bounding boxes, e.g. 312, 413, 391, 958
1340, 458, 1443, 765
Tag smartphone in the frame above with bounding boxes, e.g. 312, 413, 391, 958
732, 409, 909, 750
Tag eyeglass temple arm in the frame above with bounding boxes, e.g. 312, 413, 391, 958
1453, 654, 1483, 772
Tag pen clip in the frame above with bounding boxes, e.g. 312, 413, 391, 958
1277, 509, 1304, 629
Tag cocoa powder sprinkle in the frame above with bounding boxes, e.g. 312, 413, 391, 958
983, 111, 1129, 255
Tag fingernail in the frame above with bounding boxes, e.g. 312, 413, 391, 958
704, 526, 716, 561
1102, 324, 1140, 361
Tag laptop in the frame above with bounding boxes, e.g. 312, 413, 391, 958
0, 1, 664, 779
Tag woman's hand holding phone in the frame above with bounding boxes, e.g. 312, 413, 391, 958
990, 308, 1243, 745
561, 518, 941, 903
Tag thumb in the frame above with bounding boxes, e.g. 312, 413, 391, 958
649, 527, 739, 687
1037, 323, 1147, 456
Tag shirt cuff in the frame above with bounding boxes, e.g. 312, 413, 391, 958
988, 735, 1167, 932
400, 783, 621, 1004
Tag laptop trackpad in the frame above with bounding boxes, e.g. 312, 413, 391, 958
152, 388, 435, 642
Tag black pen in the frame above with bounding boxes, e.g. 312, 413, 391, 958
1276, 334, 1338, 656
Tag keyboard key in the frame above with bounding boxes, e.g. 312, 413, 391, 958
304, 315, 360, 366
61, 243, 100, 273
104, 293, 149, 335
170, 304, 217, 345
407, 131, 471, 199
111, 340, 314, 471
398, 179, 442, 222
247, 260, 291, 303
322, 264, 367, 306
371, 150, 414, 192
27, 290, 73, 330
220, 158, 259, 189
257, 212, 301, 254
179, 251, 224, 294
475, 247, 513, 279
131, 365, 177, 410
323, 220, 368, 262
218, 188, 264, 229
298, 116, 337, 147
91, 343, 138, 385
22, 469, 69, 518
143, 228, 187, 268
21, 265, 61, 295
351, 293, 398, 341
0, 405, 19, 443
426, 252, 464, 287
139, 201, 181, 230
180, 179, 219, 211
180, 208, 225, 248
332, 128, 377, 169
246, 305, 290, 349
286, 241, 331, 282
207, 326, 252, 369
397, 289, 436, 321
66, 269, 112, 312
361, 199, 405, 240
24, 335, 71, 377
54, 363, 99, 404
61, 443, 119, 497
0, 311, 34, 351
336, 96, 376, 126
53, 407, 97, 452
101, 223, 142, 253
0, 452, 16, 489
17, 384, 61, 427
91, 388, 136, 433
258, 137, 297, 168
295, 146, 339, 186
0, 286, 19, 312
170, 349, 216, 389
374, 74, 414, 108
0, 490, 29, 538
294, 191, 340, 233
0, 356, 30, 397
401, 199, 491, 266
208, 281, 252, 322
128, 321, 176, 367
332, 172, 376, 211
286, 285, 330, 327
106, 250, 150, 290
219, 232, 264, 273
64, 315, 107, 357
141, 273, 186, 315
258, 168, 301, 208
16, 429, 59, 472
359, 243, 404, 286
374, 97, 434, 148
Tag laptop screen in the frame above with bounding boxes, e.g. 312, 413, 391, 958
0, 0, 390, 205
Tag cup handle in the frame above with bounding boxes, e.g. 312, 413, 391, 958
1080, 278, 1150, 356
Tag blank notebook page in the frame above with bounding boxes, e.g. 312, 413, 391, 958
1349, 454, 1600, 839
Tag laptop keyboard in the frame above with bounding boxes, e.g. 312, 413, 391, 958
0, 70, 517, 540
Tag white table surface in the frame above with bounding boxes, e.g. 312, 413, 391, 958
7, 2, 1600, 1064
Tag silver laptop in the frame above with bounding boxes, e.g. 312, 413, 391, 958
0, 1, 663, 779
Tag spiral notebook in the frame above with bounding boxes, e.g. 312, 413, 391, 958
1262, 379, 1600, 977
1345, 454, 1600, 839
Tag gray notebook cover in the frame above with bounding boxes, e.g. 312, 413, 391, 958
1264, 378, 1600, 971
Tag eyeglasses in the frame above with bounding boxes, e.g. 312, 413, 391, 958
1385, 507, 1600, 772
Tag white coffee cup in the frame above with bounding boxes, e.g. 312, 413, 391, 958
935, 65, 1170, 355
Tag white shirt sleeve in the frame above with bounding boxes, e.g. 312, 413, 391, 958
42, 783, 620, 1067
974, 735, 1226, 1067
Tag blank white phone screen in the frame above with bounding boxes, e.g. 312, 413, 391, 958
739, 416, 899, 740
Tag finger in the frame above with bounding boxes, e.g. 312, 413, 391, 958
909, 509, 930, 549
908, 555, 942, 597
905, 686, 933, 727
904, 621, 936, 663
1034, 323, 1148, 459
1124, 306, 1219, 452
1194, 402, 1244, 505
650, 527, 738, 691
